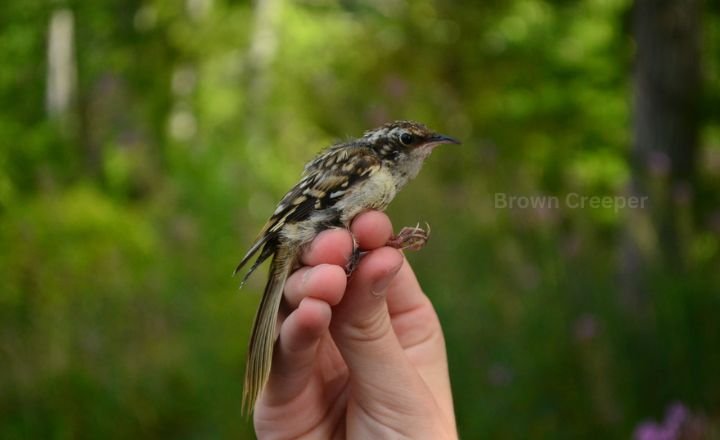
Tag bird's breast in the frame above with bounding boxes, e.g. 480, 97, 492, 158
337, 167, 397, 224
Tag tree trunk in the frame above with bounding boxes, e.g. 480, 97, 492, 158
621, 0, 701, 307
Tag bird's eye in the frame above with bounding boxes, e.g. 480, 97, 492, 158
399, 132, 414, 145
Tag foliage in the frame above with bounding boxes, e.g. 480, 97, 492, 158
1, 0, 719, 438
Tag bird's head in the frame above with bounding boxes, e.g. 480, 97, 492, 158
363, 120, 460, 162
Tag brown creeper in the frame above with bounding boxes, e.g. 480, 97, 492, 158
235, 120, 459, 413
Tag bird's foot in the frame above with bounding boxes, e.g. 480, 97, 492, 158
345, 233, 366, 275
346, 223, 430, 274
386, 222, 431, 252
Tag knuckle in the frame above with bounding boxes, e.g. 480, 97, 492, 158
336, 307, 391, 344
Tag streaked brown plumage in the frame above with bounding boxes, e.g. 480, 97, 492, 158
235, 120, 459, 414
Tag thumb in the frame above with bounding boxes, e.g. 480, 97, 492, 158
330, 247, 417, 396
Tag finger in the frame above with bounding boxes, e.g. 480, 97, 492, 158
382, 257, 448, 372
383, 258, 454, 424
263, 297, 332, 405
300, 228, 353, 267
350, 210, 431, 318
350, 210, 393, 251
330, 247, 429, 403
284, 264, 347, 308
385, 258, 431, 318
349, 210, 431, 319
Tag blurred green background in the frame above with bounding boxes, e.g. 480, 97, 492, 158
1, 0, 719, 438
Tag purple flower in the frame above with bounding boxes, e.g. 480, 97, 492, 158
633, 402, 689, 440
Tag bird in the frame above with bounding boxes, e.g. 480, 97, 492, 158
235, 120, 460, 414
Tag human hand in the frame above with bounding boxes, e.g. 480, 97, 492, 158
252, 211, 457, 439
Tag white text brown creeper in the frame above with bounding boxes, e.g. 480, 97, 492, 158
235, 120, 459, 413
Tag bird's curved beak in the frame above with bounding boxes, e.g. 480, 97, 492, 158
428, 133, 461, 146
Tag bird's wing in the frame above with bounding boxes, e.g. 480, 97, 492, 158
235, 144, 380, 282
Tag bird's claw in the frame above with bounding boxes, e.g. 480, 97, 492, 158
347, 223, 430, 274
345, 233, 364, 275
386, 222, 431, 252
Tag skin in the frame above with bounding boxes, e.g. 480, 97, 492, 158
253, 211, 458, 439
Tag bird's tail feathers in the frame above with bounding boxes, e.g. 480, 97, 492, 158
237, 243, 275, 288
241, 246, 294, 415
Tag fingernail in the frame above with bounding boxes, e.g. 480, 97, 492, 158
370, 261, 403, 297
